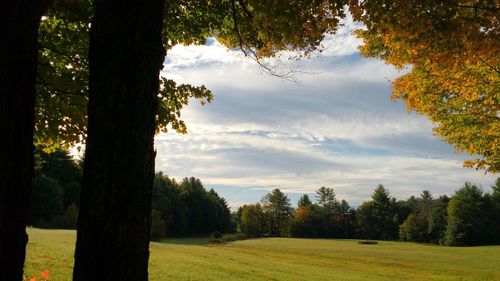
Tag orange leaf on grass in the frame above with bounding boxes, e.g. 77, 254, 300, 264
41, 269, 50, 279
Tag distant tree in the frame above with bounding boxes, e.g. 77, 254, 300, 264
316, 187, 339, 210
262, 189, 293, 237
418, 191, 435, 216
298, 194, 312, 208
180, 177, 209, 234
356, 201, 375, 239
371, 185, 391, 206
240, 204, 266, 237
334, 200, 356, 238
399, 190, 436, 242
151, 173, 232, 237
314, 187, 343, 237
399, 213, 427, 242
444, 183, 490, 246
403, 196, 419, 213
421, 190, 433, 202
207, 189, 233, 233
399, 214, 418, 241
152, 173, 187, 236
427, 196, 450, 244
235, 207, 244, 232
290, 204, 323, 238
230, 211, 240, 233
357, 185, 398, 240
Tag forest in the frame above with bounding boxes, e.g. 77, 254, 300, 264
30, 149, 500, 247
237, 182, 500, 246
29, 149, 234, 238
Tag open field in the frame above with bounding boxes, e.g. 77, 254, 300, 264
25, 228, 500, 281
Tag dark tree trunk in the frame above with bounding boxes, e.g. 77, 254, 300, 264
0, 2, 48, 280
73, 0, 165, 280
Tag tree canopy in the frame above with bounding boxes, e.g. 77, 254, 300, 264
350, 0, 500, 172
36, 0, 499, 172
35, 0, 350, 151
35, 0, 216, 151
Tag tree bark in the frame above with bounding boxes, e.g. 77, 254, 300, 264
0, 2, 48, 280
73, 0, 165, 280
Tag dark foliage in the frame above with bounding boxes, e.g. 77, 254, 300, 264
29, 148, 82, 228
152, 173, 233, 238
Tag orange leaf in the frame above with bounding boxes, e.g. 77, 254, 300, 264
40, 269, 50, 279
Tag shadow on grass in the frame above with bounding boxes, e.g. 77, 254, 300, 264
154, 237, 210, 246
154, 235, 265, 246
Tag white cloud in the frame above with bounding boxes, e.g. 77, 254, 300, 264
155, 19, 497, 208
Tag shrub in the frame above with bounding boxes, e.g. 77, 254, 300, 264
221, 234, 235, 242
358, 240, 378, 245
210, 233, 248, 244
209, 231, 224, 243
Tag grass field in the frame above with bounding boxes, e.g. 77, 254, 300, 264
25, 228, 500, 281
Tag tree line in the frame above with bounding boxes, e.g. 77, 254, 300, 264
235, 180, 500, 246
29, 150, 500, 247
29, 149, 234, 240
151, 173, 234, 239
29, 149, 81, 229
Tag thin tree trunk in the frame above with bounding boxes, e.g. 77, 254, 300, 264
0, 2, 48, 280
73, 0, 165, 280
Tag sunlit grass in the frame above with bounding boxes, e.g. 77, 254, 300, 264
25, 228, 500, 281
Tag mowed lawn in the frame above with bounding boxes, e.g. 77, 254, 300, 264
25, 228, 500, 281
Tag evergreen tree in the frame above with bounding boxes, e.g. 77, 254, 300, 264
357, 185, 398, 240
444, 183, 489, 246
262, 189, 293, 237
298, 194, 312, 208
334, 200, 356, 238
151, 173, 232, 237
427, 196, 450, 244
316, 187, 339, 210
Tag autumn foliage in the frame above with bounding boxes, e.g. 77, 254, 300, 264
25, 269, 49, 281
350, 0, 500, 172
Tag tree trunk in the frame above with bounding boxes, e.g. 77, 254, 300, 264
73, 0, 165, 280
0, 2, 47, 280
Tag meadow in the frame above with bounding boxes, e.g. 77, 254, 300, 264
25, 228, 500, 281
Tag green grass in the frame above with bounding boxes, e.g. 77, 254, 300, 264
25, 228, 500, 281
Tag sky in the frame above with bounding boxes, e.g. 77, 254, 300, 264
156, 17, 497, 209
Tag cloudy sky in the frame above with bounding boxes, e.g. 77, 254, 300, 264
156, 18, 497, 209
